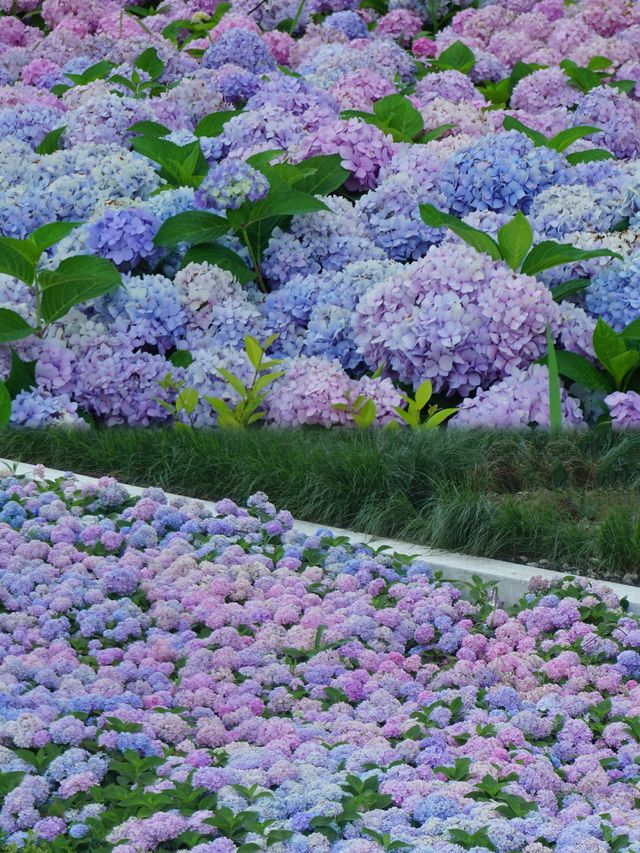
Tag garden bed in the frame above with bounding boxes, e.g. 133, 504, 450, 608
1, 466, 640, 852
3, 427, 640, 583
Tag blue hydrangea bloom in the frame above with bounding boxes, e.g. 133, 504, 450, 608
194, 159, 269, 212
86, 207, 160, 269
585, 252, 640, 331
203, 29, 276, 74
323, 10, 369, 39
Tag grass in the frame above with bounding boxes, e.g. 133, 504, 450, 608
2, 427, 640, 582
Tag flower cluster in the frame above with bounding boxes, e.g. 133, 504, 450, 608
1, 469, 640, 851
1, 0, 640, 430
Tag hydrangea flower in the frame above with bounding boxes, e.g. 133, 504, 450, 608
203, 28, 277, 73
86, 207, 160, 269
194, 160, 269, 212
586, 252, 640, 331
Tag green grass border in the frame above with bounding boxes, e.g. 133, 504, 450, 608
2, 427, 640, 581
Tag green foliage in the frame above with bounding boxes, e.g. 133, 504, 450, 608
341, 94, 449, 143
35, 126, 67, 155
448, 828, 496, 851
546, 324, 563, 434
204, 334, 284, 428
131, 134, 209, 188
110, 47, 166, 98
477, 61, 544, 109
430, 40, 475, 73
390, 379, 457, 429
52, 59, 115, 96
333, 392, 377, 429
420, 203, 621, 283
434, 757, 472, 781
162, 3, 231, 47
0, 382, 10, 431
195, 109, 242, 138
560, 56, 635, 95
361, 828, 412, 851
502, 115, 614, 164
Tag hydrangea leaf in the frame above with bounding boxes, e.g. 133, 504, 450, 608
0, 309, 34, 344
498, 212, 533, 270
4, 349, 36, 399
419, 204, 502, 261
0, 381, 10, 430
154, 211, 231, 248
0, 238, 38, 285
40, 256, 122, 324
194, 110, 243, 138
547, 125, 601, 153
28, 222, 81, 256
35, 126, 67, 155
520, 241, 621, 276
181, 243, 256, 283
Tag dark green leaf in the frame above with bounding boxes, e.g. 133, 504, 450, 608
435, 40, 475, 73
5, 349, 36, 398
128, 120, 171, 137
0, 309, 34, 343
29, 222, 81, 256
551, 278, 590, 301
502, 116, 548, 147
40, 256, 121, 323
169, 350, 193, 368
0, 237, 37, 284
554, 351, 612, 392
565, 148, 615, 165
593, 318, 628, 376
181, 243, 256, 283
154, 211, 231, 248
35, 126, 66, 155
497, 212, 533, 270
194, 109, 241, 138
0, 381, 10, 430
134, 47, 164, 80
609, 350, 640, 389
66, 60, 115, 86
419, 204, 502, 261
546, 326, 563, 433
246, 185, 329, 224
520, 241, 621, 276
372, 94, 424, 141
291, 154, 348, 195
420, 123, 454, 142
547, 125, 601, 153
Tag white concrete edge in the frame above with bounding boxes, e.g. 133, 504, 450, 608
2, 457, 640, 614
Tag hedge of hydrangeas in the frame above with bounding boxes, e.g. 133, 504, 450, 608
1, 0, 640, 430
2, 467, 640, 852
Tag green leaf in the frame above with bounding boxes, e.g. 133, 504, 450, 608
0, 381, 10, 430
5, 349, 36, 398
520, 241, 621, 276
128, 120, 171, 137
547, 125, 601, 153
245, 336, 263, 370
66, 59, 115, 86
502, 116, 548, 147
246, 185, 330, 225
497, 212, 533, 270
555, 351, 612, 392
372, 94, 424, 141
194, 109, 241, 138
560, 59, 602, 93
134, 47, 164, 80
435, 40, 475, 73
0, 237, 37, 284
28, 222, 81, 256
593, 318, 628, 376
169, 350, 193, 368
35, 126, 66, 155
216, 367, 247, 397
609, 350, 640, 389
291, 154, 349, 196
181, 243, 255, 283
419, 204, 502, 261
0, 309, 33, 343
565, 148, 615, 165
424, 407, 457, 428
551, 278, 590, 302
154, 211, 231, 248
546, 326, 563, 433
40, 256, 121, 323
587, 55, 612, 71
420, 123, 454, 142
414, 379, 433, 409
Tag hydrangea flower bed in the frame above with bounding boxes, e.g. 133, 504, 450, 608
1, 0, 640, 430
2, 469, 640, 851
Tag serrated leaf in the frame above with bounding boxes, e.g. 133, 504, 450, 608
0, 237, 37, 284
0, 309, 34, 343
246, 185, 330, 224
291, 154, 349, 195
28, 222, 81, 256
128, 120, 171, 137
419, 204, 501, 261
372, 94, 424, 141
35, 126, 66, 155
520, 241, 621, 276
154, 211, 230, 248
134, 47, 164, 80
40, 256, 121, 323
497, 212, 533, 270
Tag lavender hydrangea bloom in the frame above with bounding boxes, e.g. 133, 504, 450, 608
203, 29, 276, 73
451, 364, 585, 429
194, 160, 269, 212
606, 391, 640, 429
0, 103, 62, 148
585, 253, 640, 331
323, 11, 369, 39
9, 390, 87, 428
86, 207, 160, 269
353, 242, 559, 394
439, 131, 566, 215
573, 88, 640, 159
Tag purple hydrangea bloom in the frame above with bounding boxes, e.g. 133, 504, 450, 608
86, 207, 160, 269
439, 130, 566, 215
606, 390, 640, 429
323, 11, 369, 39
9, 390, 87, 428
194, 160, 269, 212
585, 253, 640, 331
203, 28, 276, 74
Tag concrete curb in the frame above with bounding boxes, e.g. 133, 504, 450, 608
3, 457, 640, 613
